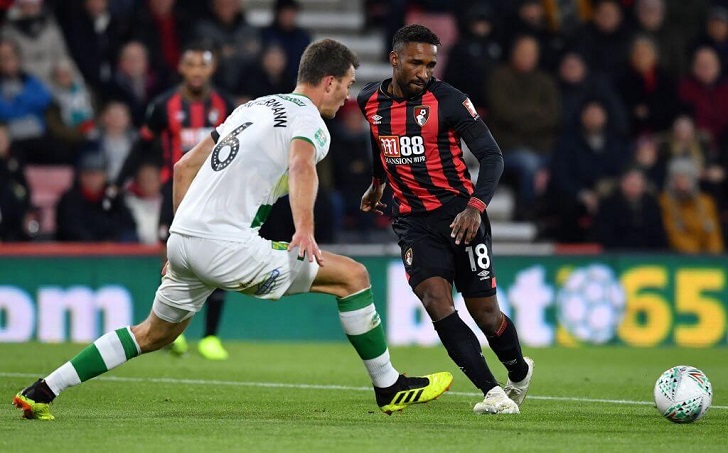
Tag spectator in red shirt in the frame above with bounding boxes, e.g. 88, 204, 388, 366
678, 46, 728, 146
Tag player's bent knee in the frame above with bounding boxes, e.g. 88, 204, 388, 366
133, 325, 179, 353
416, 282, 455, 318
347, 261, 371, 291
131, 311, 188, 353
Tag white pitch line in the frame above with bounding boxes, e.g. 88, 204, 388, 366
1, 372, 725, 410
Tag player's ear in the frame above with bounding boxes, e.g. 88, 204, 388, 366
323, 75, 335, 93
389, 51, 398, 68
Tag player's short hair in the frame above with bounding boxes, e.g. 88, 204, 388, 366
392, 25, 441, 52
181, 40, 217, 63
297, 39, 359, 85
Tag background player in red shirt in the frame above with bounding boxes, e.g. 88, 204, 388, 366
115, 41, 236, 360
359, 25, 534, 415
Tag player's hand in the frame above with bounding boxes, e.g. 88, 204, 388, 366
288, 230, 324, 266
361, 182, 387, 215
161, 260, 169, 276
450, 206, 481, 245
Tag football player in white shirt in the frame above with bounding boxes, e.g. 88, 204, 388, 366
14, 39, 453, 420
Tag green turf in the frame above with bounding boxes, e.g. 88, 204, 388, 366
1, 343, 725, 452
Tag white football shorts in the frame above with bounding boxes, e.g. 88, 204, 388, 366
152, 232, 320, 323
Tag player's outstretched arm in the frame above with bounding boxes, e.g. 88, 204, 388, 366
360, 178, 387, 215
172, 134, 215, 213
288, 138, 324, 266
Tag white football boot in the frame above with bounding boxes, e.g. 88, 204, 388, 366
504, 357, 534, 406
473, 386, 520, 414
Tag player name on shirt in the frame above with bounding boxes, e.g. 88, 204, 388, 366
243, 97, 288, 127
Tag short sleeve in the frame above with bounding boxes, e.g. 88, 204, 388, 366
290, 113, 329, 162
211, 104, 245, 144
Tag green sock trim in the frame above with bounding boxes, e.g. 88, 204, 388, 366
337, 287, 373, 312
70, 345, 107, 382
346, 323, 388, 360
116, 327, 139, 360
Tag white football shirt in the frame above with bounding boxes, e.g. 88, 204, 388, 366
170, 93, 330, 242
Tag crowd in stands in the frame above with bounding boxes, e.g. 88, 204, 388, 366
0, 0, 726, 255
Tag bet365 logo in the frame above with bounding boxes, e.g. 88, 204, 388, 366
379, 135, 425, 157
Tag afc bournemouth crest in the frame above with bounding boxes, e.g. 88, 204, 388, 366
414, 105, 429, 127
404, 247, 413, 266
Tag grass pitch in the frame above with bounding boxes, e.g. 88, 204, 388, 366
1, 343, 725, 452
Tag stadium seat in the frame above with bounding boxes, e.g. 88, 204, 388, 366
24, 165, 75, 236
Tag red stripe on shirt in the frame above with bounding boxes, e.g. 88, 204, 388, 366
390, 101, 440, 211
210, 93, 228, 126
189, 101, 205, 129
163, 93, 183, 183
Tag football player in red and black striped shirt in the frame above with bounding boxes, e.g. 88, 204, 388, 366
359, 25, 534, 414
116, 42, 235, 360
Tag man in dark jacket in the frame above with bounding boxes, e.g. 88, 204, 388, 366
56, 151, 137, 242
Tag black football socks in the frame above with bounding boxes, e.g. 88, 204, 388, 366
486, 313, 529, 382
434, 311, 497, 395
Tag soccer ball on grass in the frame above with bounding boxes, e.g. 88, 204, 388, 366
653, 366, 712, 423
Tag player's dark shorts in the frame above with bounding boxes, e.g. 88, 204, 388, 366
392, 196, 496, 298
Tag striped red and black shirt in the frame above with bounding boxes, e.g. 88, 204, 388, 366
117, 87, 235, 185
358, 78, 498, 216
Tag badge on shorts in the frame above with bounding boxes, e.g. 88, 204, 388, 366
414, 105, 429, 127
404, 247, 413, 266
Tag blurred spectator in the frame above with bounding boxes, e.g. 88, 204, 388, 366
694, 5, 728, 77
668, 0, 711, 55
175, 0, 212, 19
659, 157, 724, 254
46, 59, 95, 156
487, 34, 561, 214
594, 166, 667, 250
194, 0, 262, 94
64, 0, 125, 93
0, 39, 57, 164
557, 50, 628, 136
261, 0, 311, 87
235, 44, 294, 102
633, 134, 666, 189
1, 0, 77, 87
678, 46, 728, 146
634, 0, 687, 77
131, 0, 194, 87
329, 102, 378, 235
617, 35, 678, 137
87, 101, 137, 183
573, 0, 633, 82
442, 3, 502, 113
657, 114, 725, 207
541, 0, 594, 37
56, 151, 137, 242
363, 0, 406, 60
504, 0, 566, 71
124, 161, 163, 244
106, 41, 162, 127
549, 99, 630, 241
0, 123, 36, 241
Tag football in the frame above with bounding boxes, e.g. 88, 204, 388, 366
653, 366, 712, 423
